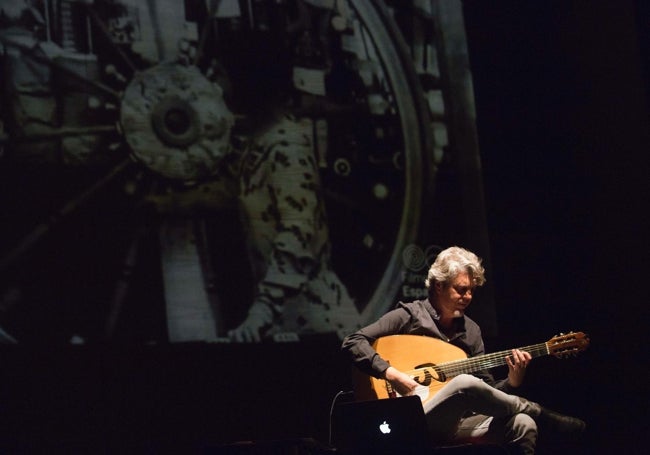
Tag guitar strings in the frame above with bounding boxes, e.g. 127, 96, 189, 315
400, 343, 549, 379
439, 344, 549, 377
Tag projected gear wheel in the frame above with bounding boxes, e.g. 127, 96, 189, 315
120, 63, 234, 181
316, 1, 432, 324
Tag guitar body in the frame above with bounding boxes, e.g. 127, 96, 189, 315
353, 334, 468, 405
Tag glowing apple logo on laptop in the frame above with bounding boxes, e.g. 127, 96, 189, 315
379, 421, 391, 434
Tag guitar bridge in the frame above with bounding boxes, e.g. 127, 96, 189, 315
385, 381, 398, 398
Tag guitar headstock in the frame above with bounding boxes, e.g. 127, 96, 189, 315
547, 331, 590, 358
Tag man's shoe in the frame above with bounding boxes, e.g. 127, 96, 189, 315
537, 407, 586, 435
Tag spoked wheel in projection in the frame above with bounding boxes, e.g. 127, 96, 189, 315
0, 0, 432, 342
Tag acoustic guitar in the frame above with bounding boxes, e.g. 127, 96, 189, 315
353, 332, 589, 405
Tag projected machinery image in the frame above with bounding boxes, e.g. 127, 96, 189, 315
0, 0, 478, 344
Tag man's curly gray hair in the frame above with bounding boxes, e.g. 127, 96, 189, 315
424, 246, 486, 289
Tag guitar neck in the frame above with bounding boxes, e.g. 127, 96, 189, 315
436, 342, 549, 378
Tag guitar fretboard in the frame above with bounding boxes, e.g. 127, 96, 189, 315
434, 342, 549, 378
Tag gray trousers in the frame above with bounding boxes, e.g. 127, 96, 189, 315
423, 374, 538, 454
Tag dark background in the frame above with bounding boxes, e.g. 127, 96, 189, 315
464, 0, 649, 453
1, 0, 648, 452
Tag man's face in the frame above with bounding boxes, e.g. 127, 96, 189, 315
434, 271, 474, 319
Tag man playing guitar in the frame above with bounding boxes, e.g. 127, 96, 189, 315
342, 246, 586, 454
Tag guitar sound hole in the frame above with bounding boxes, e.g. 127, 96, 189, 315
414, 363, 446, 383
